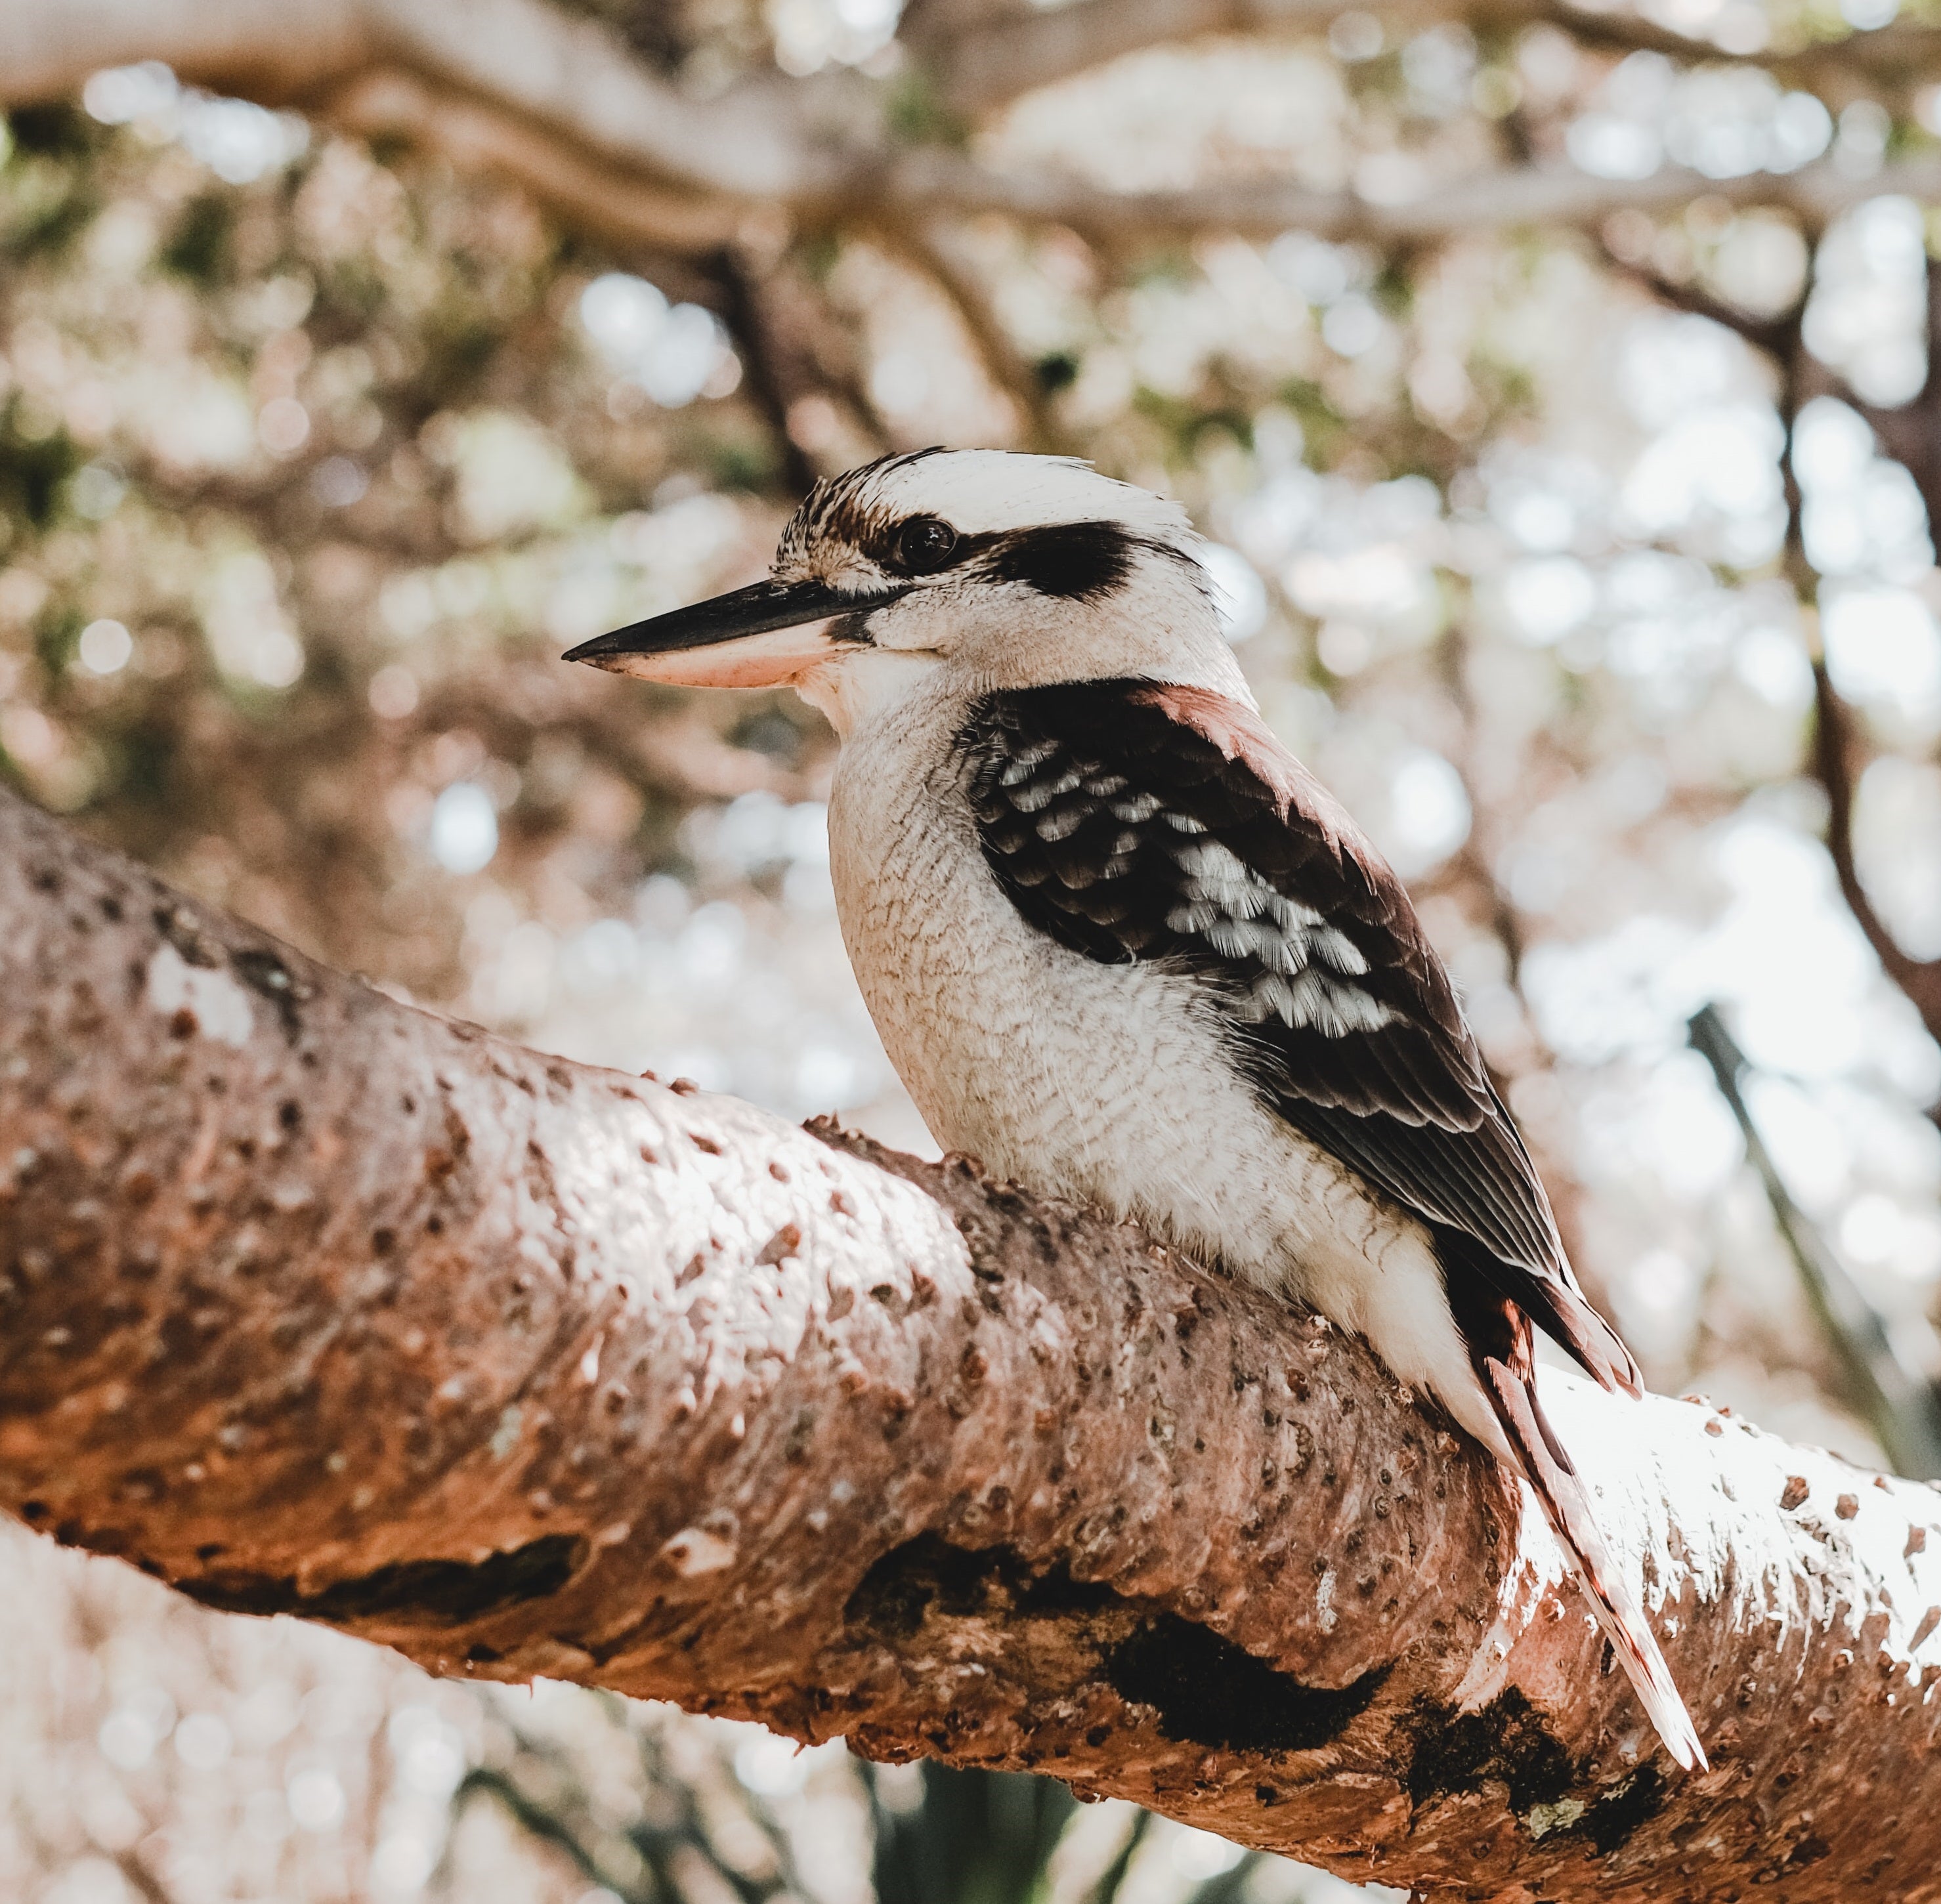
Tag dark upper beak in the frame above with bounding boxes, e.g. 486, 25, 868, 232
562, 576, 906, 687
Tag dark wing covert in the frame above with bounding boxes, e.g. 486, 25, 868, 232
957, 677, 1636, 1390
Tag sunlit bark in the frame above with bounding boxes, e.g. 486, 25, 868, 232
2, 787, 1939, 1901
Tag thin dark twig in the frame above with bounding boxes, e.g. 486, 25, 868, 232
1611, 238, 1941, 1053
1084, 1804, 1153, 1904
1598, 247, 1799, 358
877, 217, 1064, 452
1185, 1850, 1264, 1904
708, 249, 824, 497
456, 1766, 655, 1903
1779, 258, 1941, 1050
626, 1712, 794, 1904
1687, 1003, 1941, 1477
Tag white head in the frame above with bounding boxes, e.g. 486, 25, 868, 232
565, 450, 1249, 734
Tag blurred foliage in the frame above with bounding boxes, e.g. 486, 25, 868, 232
868, 1766, 1078, 1904
0, 98, 824, 1006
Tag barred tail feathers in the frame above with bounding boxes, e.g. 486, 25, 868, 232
1473, 1343, 1707, 1771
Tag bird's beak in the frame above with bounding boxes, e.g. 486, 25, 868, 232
562, 577, 907, 688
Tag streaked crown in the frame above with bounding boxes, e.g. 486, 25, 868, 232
777, 448, 1194, 573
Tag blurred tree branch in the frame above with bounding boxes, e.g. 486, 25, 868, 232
868, 1762, 1073, 1904
12, 0, 1941, 263
455, 1703, 813, 1904
2, 0, 841, 203
870, 217, 1064, 452
1590, 236, 1941, 1460
1796, 255, 1941, 1063
1842, 269, 1941, 547
1812, 655, 1941, 1046
883, 146, 1941, 243
5, 792, 1941, 1901
1598, 238, 1941, 1067
1079, 1804, 1153, 1904
1689, 1004, 1941, 1473
907, 0, 1941, 117
108, 1850, 179, 1904
320, 66, 745, 255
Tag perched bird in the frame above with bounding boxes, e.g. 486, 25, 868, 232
566, 448, 1705, 1770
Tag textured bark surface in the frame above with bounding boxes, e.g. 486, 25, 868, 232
1, 784, 1940, 1902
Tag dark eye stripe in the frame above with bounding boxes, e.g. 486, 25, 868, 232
981, 523, 1206, 601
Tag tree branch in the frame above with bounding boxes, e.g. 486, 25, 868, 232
870, 215, 1063, 450
1811, 657, 1941, 1046
883, 146, 1941, 245
110, 1848, 182, 1904
322, 67, 746, 255
703, 247, 835, 495
1, 0, 848, 203
1596, 245, 1800, 356
1690, 1004, 1941, 1473
907, 0, 1331, 119
1797, 255, 1941, 1072
912, 0, 1941, 118
14, 0, 1941, 266
0, 0, 372, 106
365, 0, 851, 203
1592, 247, 1941, 1070
912, 0, 1635, 117
3, 788, 1941, 1897
1844, 254, 1941, 556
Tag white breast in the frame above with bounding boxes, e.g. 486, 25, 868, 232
823, 677, 1485, 1433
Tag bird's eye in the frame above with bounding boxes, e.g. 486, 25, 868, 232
892, 515, 958, 575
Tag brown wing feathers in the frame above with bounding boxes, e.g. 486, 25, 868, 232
960, 677, 1634, 1391
961, 676, 1697, 1768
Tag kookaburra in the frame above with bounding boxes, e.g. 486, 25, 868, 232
566, 448, 1705, 1770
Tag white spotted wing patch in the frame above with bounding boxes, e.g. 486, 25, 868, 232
957, 681, 1633, 1424
999, 742, 1059, 786
1164, 839, 1392, 1033
965, 719, 1392, 1038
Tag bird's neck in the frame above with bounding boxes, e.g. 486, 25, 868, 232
798, 629, 1256, 748
794, 648, 945, 741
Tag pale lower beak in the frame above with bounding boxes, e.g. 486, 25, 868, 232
563, 577, 907, 688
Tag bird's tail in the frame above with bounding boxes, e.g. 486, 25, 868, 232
1468, 1319, 1707, 1771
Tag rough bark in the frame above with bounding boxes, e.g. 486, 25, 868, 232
3, 796, 1941, 1901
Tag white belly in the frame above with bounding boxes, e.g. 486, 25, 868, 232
825, 685, 1487, 1431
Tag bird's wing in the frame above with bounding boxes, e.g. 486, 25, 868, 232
958, 677, 1638, 1395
